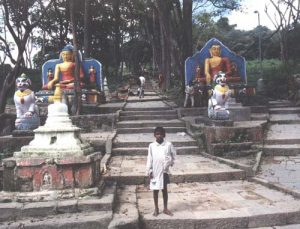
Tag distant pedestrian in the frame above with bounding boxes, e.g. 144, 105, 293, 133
184, 80, 195, 107
137, 75, 146, 98
158, 73, 164, 89
146, 126, 176, 216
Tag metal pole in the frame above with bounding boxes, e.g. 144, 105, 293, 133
254, 10, 262, 78
254, 10, 266, 96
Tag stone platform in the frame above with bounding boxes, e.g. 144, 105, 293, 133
104, 155, 245, 185
137, 180, 300, 228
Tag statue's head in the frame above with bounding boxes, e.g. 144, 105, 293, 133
214, 71, 227, 86
209, 44, 221, 57
60, 45, 74, 62
16, 73, 31, 91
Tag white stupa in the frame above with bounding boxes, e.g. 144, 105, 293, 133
14, 102, 93, 159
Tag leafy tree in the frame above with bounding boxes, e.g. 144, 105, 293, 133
0, 0, 54, 114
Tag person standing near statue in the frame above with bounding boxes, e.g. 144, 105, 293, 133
204, 44, 230, 85
184, 81, 195, 108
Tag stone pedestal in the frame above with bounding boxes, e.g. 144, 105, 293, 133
3, 153, 101, 191
2, 102, 102, 192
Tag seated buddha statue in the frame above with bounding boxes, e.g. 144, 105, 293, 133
47, 45, 85, 90
204, 44, 230, 85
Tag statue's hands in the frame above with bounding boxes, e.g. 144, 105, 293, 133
48, 81, 54, 90
24, 111, 33, 117
208, 89, 213, 96
61, 79, 74, 84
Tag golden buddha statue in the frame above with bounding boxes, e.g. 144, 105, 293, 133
204, 44, 230, 85
47, 45, 84, 90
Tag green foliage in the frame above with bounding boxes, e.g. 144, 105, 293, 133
247, 59, 300, 99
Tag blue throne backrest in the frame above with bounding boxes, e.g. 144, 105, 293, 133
41, 58, 103, 91
185, 38, 247, 86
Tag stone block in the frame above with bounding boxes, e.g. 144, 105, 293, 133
287, 210, 300, 224
56, 199, 78, 213
0, 202, 22, 221
248, 212, 287, 228
74, 164, 93, 188
21, 201, 56, 218
229, 107, 251, 121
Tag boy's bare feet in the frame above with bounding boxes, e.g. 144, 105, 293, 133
163, 208, 173, 216
153, 208, 159, 216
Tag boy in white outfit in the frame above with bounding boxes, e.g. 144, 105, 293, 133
146, 126, 176, 216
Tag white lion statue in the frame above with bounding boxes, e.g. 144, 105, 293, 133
208, 71, 232, 120
14, 73, 40, 130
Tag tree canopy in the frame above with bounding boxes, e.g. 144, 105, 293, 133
0, 0, 300, 113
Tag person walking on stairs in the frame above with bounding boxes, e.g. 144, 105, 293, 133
137, 75, 145, 98
146, 126, 176, 216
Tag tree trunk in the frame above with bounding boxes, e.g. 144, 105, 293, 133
0, 57, 23, 113
70, 0, 82, 115
83, 0, 91, 58
113, 0, 121, 76
182, 0, 193, 89
182, 0, 193, 58
156, 0, 172, 91
280, 30, 288, 63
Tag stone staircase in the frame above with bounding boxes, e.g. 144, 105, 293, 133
103, 87, 300, 228
256, 100, 300, 194
264, 100, 300, 156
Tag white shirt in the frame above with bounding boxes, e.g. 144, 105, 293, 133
139, 76, 146, 87
146, 140, 176, 190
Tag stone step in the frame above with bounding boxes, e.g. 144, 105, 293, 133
266, 124, 300, 145
126, 97, 163, 102
124, 101, 170, 111
104, 155, 245, 185
263, 144, 300, 156
124, 106, 171, 111
116, 120, 185, 128
113, 133, 197, 148
268, 100, 294, 108
250, 105, 269, 113
120, 110, 177, 116
255, 224, 300, 229
265, 138, 300, 145
0, 183, 116, 222
119, 114, 178, 121
221, 149, 259, 159
113, 140, 197, 148
112, 146, 200, 156
107, 185, 139, 229
137, 180, 300, 228
269, 107, 300, 114
251, 113, 269, 121
211, 142, 253, 153
117, 126, 186, 134
0, 211, 112, 229
269, 114, 300, 124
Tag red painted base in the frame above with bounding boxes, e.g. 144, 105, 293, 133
2, 153, 102, 192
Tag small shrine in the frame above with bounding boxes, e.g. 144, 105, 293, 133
185, 38, 246, 85
185, 38, 255, 107
2, 100, 101, 191
36, 44, 103, 104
